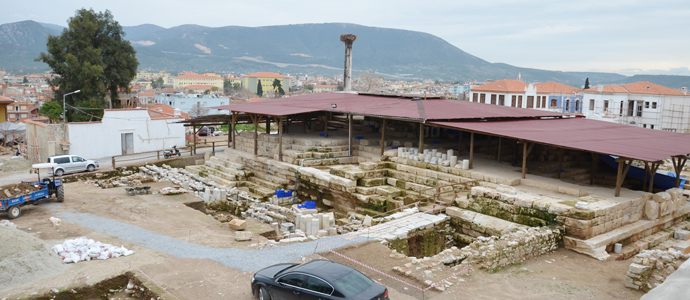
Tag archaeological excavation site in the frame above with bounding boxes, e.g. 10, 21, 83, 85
173, 92, 690, 294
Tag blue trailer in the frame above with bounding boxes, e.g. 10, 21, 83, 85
0, 163, 64, 219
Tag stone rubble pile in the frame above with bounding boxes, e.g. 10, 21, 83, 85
91, 172, 152, 189
0, 220, 17, 228
625, 248, 689, 291
392, 226, 560, 290
51, 237, 134, 263
395, 147, 468, 169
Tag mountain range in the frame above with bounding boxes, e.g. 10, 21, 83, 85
1, 20, 689, 88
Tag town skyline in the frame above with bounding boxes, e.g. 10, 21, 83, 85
2, 0, 690, 77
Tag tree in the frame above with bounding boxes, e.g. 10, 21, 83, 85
22, 77, 28, 84
151, 77, 164, 89
355, 69, 378, 92
223, 78, 234, 90
39, 101, 63, 123
37, 8, 138, 121
233, 82, 241, 90
256, 81, 263, 97
272, 79, 284, 97
305, 84, 314, 92
189, 102, 209, 118
211, 86, 219, 93
204, 89, 210, 95
584, 78, 590, 89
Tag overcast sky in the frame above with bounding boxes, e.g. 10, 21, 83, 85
4, 0, 690, 76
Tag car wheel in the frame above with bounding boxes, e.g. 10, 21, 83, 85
87, 164, 95, 172
8, 206, 21, 219
258, 287, 271, 300
55, 169, 64, 176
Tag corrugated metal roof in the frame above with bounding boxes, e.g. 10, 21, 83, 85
211, 93, 566, 120
431, 118, 690, 162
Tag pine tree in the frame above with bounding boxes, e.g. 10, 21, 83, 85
257, 81, 263, 97
584, 78, 590, 89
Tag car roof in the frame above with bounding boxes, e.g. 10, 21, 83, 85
292, 260, 355, 282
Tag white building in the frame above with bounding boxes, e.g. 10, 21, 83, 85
154, 93, 230, 115
470, 79, 583, 113
581, 82, 690, 132
68, 109, 185, 159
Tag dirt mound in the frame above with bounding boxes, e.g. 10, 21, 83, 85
0, 182, 41, 200
0, 156, 32, 172
29, 271, 160, 300
0, 226, 69, 292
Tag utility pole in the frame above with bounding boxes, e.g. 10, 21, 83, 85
62, 90, 81, 143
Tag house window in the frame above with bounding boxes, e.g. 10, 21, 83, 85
511, 95, 517, 107
550, 98, 557, 107
21, 106, 26, 110
589, 99, 595, 110
527, 96, 534, 108
575, 100, 580, 112
490, 94, 496, 105
21, 114, 27, 118
517, 96, 523, 108
645, 102, 649, 109
604, 100, 609, 113
480, 93, 486, 104
14, 106, 18, 111
9, 114, 14, 119
652, 102, 657, 109
651, 125, 655, 129
565, 99, 570, 111
220, 102, 225, 105
637, 102, 643, 117
472, 93, 478, 102
619, 101, 624, 116
627, 101, 634, 116
643, 124, 647, 128
498, 95, 505, 106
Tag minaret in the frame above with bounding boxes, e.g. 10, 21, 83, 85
517, 73, 523, 82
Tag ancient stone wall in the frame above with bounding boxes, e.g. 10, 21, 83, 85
625, 248, 689, 291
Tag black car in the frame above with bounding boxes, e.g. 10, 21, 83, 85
251, 259, 390, 300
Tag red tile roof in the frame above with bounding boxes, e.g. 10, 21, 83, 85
584, 81, 684, 95
182, 85, 216, 89
148, 103, 189, 120
174, 74, 221, 79
471, 79, 527, 93
533, 82, 580, 94
244, 72, 288, 78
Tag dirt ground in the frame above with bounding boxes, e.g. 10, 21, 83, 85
1, 178, 646, 300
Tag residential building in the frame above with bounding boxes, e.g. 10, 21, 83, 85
313, 85, 338, 93
470, 79, 582, 113
173, 73, 223, 90
154, 93, 230, 115
181, 85, 218, 94
581, 82, 690, 132
6, 102, 37, 121
0, 95, 13, 123
136, 70, 171, 84
242, 72, 291, 96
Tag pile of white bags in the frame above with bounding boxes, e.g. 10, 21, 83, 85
51, 237, 134, 264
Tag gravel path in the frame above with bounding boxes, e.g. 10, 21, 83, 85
56, 211, 368, 272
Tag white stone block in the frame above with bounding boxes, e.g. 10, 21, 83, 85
450, 156, 458, 168
462, 159, 470, 170
311, 218, 320, 235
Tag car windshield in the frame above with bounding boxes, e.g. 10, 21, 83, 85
332, 270, 374, 297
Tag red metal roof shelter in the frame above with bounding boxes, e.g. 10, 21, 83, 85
431, 118, 690, 162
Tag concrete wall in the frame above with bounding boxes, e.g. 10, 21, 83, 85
68, 110, 185, 159
25, 121, 67, 163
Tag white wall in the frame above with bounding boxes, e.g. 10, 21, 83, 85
68, 109, 186, 159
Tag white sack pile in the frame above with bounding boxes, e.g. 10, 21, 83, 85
51, 237, 134, 263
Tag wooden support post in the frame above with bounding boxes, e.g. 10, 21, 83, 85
193, 125, 198, 155
469, 132, 475, 169
615, 158, 633, 197
380, 118, 386, 157
521, 142, 535, 179
348, 114, 353, 156
112, 156, 115, 169
497, 137, 502, 162
672, 156, 688, 188
558, 148, 564, 179
418, 123, 425, 154
324, 112, 328, 138
157, 151, 160, 160
303, 116, 307, 133
278, 117, 283, 161
265, 117, 271, 134
590, 152, 598, 185
227, 117, 232, 147
231, 112, 237, 150
212, 141, 215, 155
643, 162, 649, 191
649, 162, 660, 192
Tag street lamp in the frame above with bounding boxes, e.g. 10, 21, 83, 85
62, 90, 80, 143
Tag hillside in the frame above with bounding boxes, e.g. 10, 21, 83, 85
0, 20, 689, 88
